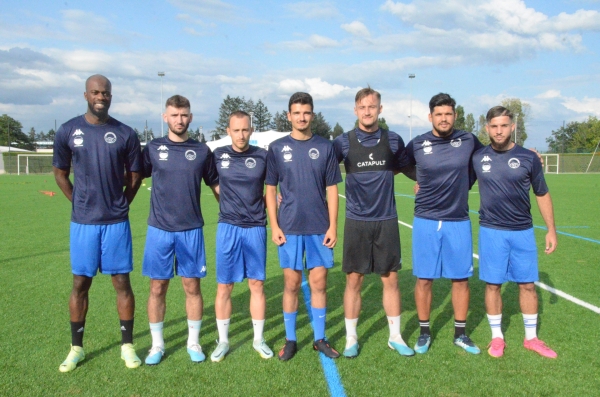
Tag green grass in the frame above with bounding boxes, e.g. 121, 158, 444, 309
1, 174, 599, 396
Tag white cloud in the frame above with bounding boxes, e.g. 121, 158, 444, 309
383, 99, 431, 129
562, 97, 600, 116
278, 78, 351, 100
341, 21, 370, 37
285, 2, 339, 19
536, 90, 562, 99
274, 34, 340, 51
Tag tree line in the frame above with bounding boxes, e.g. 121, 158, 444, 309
545, 116, 600, 153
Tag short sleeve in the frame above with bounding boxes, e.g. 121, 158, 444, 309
405, 139, 416, 166
203, 149, 219, 186
333, 135, 345, 163
265, 145, 279, 186
325, 144, 343, 186
141, 145, 152, 178
531, 153, 549, 196
52, 125, 72, 169
126, 132, 142, 173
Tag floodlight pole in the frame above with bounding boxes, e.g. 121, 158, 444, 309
158, 72, 165, 137
514, 113, 520, 145
249, 111, 254, 130
409, 73, 415, 141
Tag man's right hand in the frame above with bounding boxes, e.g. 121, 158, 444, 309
271, 227, 286, 246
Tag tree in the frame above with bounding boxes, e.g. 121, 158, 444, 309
500, 98, 530, 146
47, 128, 56, 143
546, 122, 578, 153
253, 99, 273, 132
273, 110, 292, 132
29, 127, 36, 143
332, 122, 344, 139
547, 117, 600, 153
215, 95, 247, 136
477, 114, 490, 145
465, 113, 475, 133
311, 112, 331, 138
454, 105, 466, 131
0, 114, 34, 150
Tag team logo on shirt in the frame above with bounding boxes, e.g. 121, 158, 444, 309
481, 155, 492, 173
282, 145, 293, 162
104, 132, 117, 144
508, 158, 521, 169
450, 138, 462, 147
422, 140, 432, 154
185, 150, 196, 160
73, 129, 84, 147
308, 148, 319, 160
245, 158, 257, 168
157, 145, 169, 161
220, 153, 231, 168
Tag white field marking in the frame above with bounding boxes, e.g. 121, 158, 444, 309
338, 193, 600, 315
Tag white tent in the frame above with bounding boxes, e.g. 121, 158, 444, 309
206, 130, 289, 152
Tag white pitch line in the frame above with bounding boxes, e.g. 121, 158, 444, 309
338, 193, 600, 315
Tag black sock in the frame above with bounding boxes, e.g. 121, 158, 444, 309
71, 321, 85, 347
454, 320, 466, 339
419, 319, 430, 335
120, 319, 134, 345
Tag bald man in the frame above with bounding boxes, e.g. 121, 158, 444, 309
53, 74, 143, 372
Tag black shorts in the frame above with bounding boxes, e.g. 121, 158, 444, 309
342, 218, 401, 275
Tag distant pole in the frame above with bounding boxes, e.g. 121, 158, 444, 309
200, 126, 203, 142
514, 114, 520, 144
144, 120, 148, 143
158, 72, 165, 137
249, 111, 254, 130
7, 118, 10, 174
409, 73, 415, 141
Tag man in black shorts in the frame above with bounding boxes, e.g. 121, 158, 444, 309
333, 87, 415, 358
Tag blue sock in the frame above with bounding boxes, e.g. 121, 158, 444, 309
283, 311, 297, 341
312, 307, 326, 341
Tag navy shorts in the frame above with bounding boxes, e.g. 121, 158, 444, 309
70, 221, 133, 277
412, 217, 473, 279
278, 234, 334, 271
478, 226, 538, 284
216, 223, 267, 284
142, 226, 207, 279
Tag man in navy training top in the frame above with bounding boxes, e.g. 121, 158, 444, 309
265, 92, 343, 361
210, 111, 273, 362
473, 106, 557, 359
142, 95, 219, 365
334, 87, 415, 358
53, 74, 143, 372
406, 93, 483, 355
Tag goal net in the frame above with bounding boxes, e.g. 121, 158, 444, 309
542, 153, 600, 174
17, 154, 54, 175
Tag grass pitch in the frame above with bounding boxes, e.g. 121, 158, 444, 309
0, 173, 599, 396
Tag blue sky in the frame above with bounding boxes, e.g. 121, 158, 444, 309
1, 0, 599, 149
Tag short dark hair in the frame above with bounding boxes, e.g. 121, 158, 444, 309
288, 92, 313, 112
355, 86, 381, 104
429, 93, 456, 113
229, 110, 251, 124
486, 106, 514, 123
165, 95, 190, 109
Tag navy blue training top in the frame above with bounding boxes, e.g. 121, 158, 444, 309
214, 145, 267, 227
334, 128, 409, 221
473, 144, 548, 230
406, 129, 484, 221
53, 115, 142, 225
265, 134, 342, 235
142, 137, 218, 232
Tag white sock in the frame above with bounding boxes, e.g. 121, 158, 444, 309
149, 322, 164, 349
345, 318, 358, 348
523, 313, 538, 340
252, 319, 265, 342
387, 315, 406, 345
187, 319, 202, 347
487, 314, 503, 339
216, 318, 230, 344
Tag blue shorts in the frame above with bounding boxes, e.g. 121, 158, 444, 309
278, 234, 334, 271
478, 226, 538, 284
216, 223, 267, 284
70, 221, 133, 277
142, 226, 207, 279
412, 217, 473, 279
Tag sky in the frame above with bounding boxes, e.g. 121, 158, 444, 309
1, 0, 599, 149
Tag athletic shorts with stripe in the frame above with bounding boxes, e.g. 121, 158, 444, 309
342, 218, 401, 274
216, 223, 267, 284
70, 220, 133, 277
478, 226, 538, 284
412, 217, 473, 279
142, 226, 207, 279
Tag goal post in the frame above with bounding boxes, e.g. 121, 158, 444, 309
17, 154, 54, 175
542, 153, 559, 174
